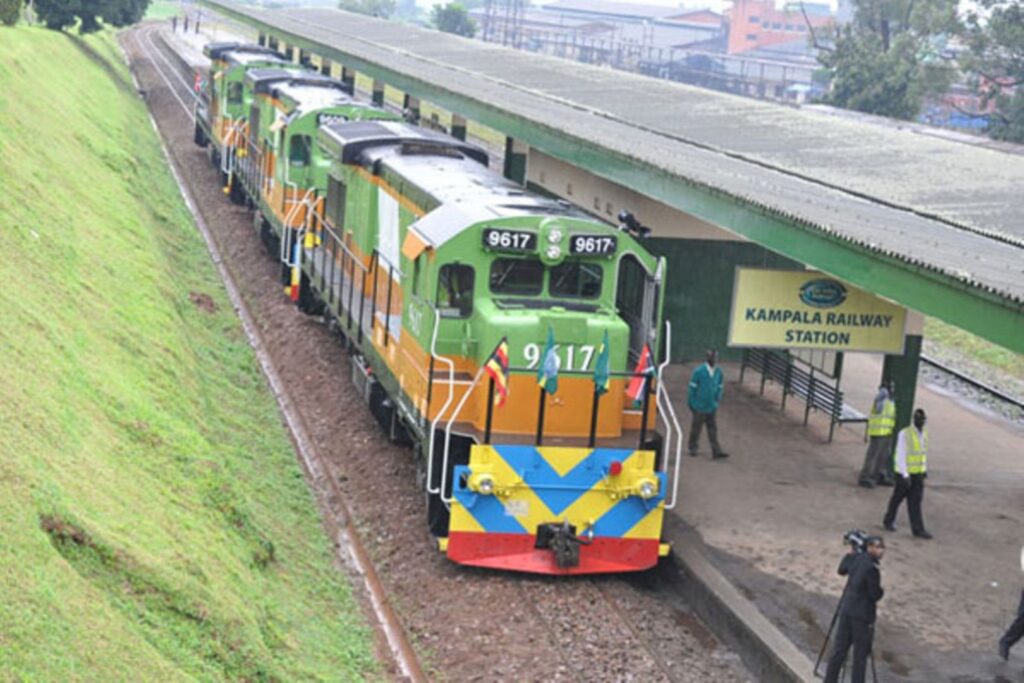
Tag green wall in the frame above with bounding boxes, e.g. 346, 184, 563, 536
646, 238, 801, 363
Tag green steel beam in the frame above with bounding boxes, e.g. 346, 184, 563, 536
198, 0, 1023, 354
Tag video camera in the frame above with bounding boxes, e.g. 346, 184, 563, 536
843, 528, 869, 553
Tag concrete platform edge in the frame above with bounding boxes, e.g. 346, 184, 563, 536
663, 519, 816, 682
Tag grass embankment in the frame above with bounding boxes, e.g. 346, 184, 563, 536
0, 27, 377, 681
924, 318, 1023, 380
144, 1, 180, 21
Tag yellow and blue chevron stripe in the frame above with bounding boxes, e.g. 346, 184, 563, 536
449, 445, 666, 540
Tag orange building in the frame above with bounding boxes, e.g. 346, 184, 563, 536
726, 0, 833, 55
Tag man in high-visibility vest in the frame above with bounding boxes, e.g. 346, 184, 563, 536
882, 408, 933, 539
858, 383, 896, 488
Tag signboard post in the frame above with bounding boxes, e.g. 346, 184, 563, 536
728, 268, 907, 354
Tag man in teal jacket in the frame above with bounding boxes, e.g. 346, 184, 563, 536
688, 349, 729, 459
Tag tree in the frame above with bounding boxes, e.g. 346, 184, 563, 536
0, 0, 21, 26
812, 0, 958, 120
337, 0, 395, 19
431, 2, 474, 37
34, 0, 150, 33
963, 0, 1024, 142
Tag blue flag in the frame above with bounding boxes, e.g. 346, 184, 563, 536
593, 330, 610, 395
537, 326, 559, 395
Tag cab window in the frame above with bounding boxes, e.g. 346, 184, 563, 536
437, 264, 474, 318
551, 261, 602, 299
289, 134, 312, 166
489, 258, 543, 296
227, 81, 243, 105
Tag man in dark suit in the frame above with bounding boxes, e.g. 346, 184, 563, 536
999, 545, 1024, 661
824, 536, 886, 683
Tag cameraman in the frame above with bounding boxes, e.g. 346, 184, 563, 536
824, 536, 885, 683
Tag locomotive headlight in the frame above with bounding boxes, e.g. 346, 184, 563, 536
547, 228, 563, 244
546, 245, 562, 260
637, 478, 658, 499
472, 473, 495, 495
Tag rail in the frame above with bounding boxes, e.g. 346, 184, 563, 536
921, 354, 1024, 410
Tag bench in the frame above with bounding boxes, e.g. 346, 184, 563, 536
740, 348, 867, 442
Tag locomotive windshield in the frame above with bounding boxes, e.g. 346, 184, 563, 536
489, 258, 543, 295
550, 262, 602, 299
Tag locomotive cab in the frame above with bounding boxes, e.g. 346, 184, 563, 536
197, 43, 289, 161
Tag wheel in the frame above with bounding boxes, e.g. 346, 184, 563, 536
228, 176, 246, 205
193, 121, 208, 147
423, 431, 472, 537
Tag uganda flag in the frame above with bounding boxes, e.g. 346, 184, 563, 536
537, 326, 559, 395
484, 338, 510, 407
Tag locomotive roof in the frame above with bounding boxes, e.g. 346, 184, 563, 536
245, 67, 307, 93
318, 120, 488, 167
203, 42, 284, 65
319, 121, 596, 251
273, 80, 355, 111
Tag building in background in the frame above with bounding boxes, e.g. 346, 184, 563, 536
473, 0, 836, 104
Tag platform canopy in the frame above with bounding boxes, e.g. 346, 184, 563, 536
200, 0, 1024, 353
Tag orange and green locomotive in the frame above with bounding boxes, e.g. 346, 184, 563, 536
195, 43, 684, 575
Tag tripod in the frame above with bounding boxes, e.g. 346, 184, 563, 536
814, 578, 878, 681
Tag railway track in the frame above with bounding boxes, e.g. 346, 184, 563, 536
920, 354, 1024, 412
124, 25, 426, 681
123, 24, 748, 681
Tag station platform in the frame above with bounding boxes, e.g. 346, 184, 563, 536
662, 356, 1024, 681
154, 9, 252, 68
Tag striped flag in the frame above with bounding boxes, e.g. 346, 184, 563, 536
484, 338, 510, 407
626, 343, 653, 407
537, 326, 559, 395
593, 330, 610, 396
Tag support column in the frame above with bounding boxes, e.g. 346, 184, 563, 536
882, 311, 924, 432
403, 94, 420, 123
372, 79, 385, 107
320, 58, 332, 76
503, 136, 529, 185
451, 114, 467, 141
341, 66, 356, 93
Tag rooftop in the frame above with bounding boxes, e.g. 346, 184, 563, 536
198, 1, 1024, 351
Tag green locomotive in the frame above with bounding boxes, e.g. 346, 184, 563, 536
196, 43, 683, 574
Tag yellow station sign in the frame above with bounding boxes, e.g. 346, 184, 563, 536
728, 268, 907, 354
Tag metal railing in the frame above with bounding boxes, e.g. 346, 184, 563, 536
429, 324, 684, 509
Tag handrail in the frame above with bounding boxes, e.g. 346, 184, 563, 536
441, 364, 487, 505
656, 321, 685, 510
426, 309, 456, 496
321, 218, 370, 274
280, 186, 318, 265
221, 116, 245, 175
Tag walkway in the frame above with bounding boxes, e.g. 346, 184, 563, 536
663, 357, 1024, 680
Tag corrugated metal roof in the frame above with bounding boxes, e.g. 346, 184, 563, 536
205, 3, 1024, 312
